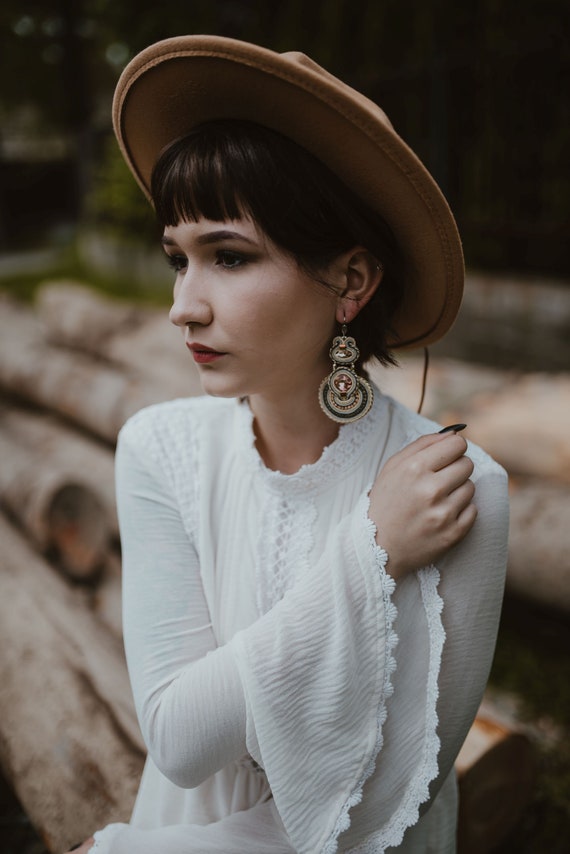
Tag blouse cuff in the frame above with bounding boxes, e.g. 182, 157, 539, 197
90, 823, 127, 853
233, 494, 401, 854
322, 493, 399, 851
344, 491, 446, 853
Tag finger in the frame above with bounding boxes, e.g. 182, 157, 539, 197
438, 423, 467, 434
421, 433, 468, 472
446, 478, 476, 516
435, 488, 477, 553
455, 499, 478, 536
389, 430, 463, 464
434, 454, 474, 494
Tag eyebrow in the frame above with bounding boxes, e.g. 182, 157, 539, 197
161, 230, 258, 247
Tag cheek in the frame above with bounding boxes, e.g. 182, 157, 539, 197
233, 268, 337, 349
238, 286, 295, 334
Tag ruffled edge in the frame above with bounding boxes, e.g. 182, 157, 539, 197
90, 822, 126, 852
235, 392, 386, 497
321, 490, 399, 854
347, 565, 446, 854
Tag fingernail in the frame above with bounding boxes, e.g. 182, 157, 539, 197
438, 423, 467, 434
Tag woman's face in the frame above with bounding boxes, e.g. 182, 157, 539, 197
164, 217, 338, 403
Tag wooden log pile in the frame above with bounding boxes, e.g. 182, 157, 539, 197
2, 281, 567, 851
0, 283, 203, 851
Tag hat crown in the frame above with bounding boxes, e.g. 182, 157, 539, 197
113, 35, 464, 350
281, 50, 339, 80
280, 50, 393, 132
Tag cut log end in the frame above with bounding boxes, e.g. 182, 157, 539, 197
47, 484, 109, 580
457, 717, 536, 854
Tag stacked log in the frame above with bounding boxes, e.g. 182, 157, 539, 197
36, 280, 202, 398
0, 516, 144, 854
2, 281, 566, 850
0, 291, 201, 444
456, 713, 536, 854
0, 282, 217, 848
0, 410, 114, 579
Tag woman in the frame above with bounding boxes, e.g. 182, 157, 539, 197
68, 36, 509, 854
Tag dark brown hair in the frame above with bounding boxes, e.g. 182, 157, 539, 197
151, 120, 405, 365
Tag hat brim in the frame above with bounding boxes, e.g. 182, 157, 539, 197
113, 36, 464, 349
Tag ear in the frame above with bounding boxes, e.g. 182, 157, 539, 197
332, 247, 383, 324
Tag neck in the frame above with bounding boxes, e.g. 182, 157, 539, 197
248, 382, 340, 475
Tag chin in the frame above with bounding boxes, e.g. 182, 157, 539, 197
198, 373, 251, 400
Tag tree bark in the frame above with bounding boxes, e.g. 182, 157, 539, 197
0, 297, 174, 443
36, 280, 142, 356
36, 281, 202, 399
1, 405, 118, 534
443, 373, 570, 484
507, 477, 570, 612
0, 515, 144, 853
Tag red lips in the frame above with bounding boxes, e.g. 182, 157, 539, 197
186, 342, 226, 364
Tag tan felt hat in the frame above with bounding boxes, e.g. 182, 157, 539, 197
113, 35, 464, 349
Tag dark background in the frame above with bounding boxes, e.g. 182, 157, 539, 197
0, 0, 568, 276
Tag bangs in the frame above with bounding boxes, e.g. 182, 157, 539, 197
149, 120, 405, 366
151, 122, 280, 228
150, 120, 362, 266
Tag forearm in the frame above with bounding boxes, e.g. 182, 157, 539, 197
117, 431, 247, 787
140, 642, 246, 788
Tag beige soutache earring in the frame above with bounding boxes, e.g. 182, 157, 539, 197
318, 317, 373, 423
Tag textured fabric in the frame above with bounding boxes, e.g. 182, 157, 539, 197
91, 388, 509, 853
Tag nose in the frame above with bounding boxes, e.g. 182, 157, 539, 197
169, 268, 213, 329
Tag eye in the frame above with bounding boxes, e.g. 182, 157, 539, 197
215, 250, 248, 269
165, 253, 187, 273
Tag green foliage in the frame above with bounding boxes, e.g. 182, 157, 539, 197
490, 598, 570, 727
0, 242, 170, 305
86, 135, 158, 244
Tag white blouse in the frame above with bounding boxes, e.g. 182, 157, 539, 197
91, 388, 509, 853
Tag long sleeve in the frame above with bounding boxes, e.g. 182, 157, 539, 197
231, 460, 509, 854
339, 461, 509, 853
92, 396, 509, 854
115, 428, 248, 788
115, 412, 398, 805
93, 403, 399, 854
233, 494, 398, 854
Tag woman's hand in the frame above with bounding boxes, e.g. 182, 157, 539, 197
369, 431, 477, 579
63, 838, 95, 854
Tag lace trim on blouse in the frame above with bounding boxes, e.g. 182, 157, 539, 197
90, 822, 125, 852
320, 490, 398, 854
235, 394, 387, 614
346, 564, 445, 854
256, 491, 318, 613
235, 392, 386, 496
119, 394, 448, 853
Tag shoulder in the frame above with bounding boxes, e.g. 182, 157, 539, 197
117, 395, 235, 466
385, 393, 508, 487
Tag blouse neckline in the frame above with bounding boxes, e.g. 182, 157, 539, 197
235, 386, 388, 496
